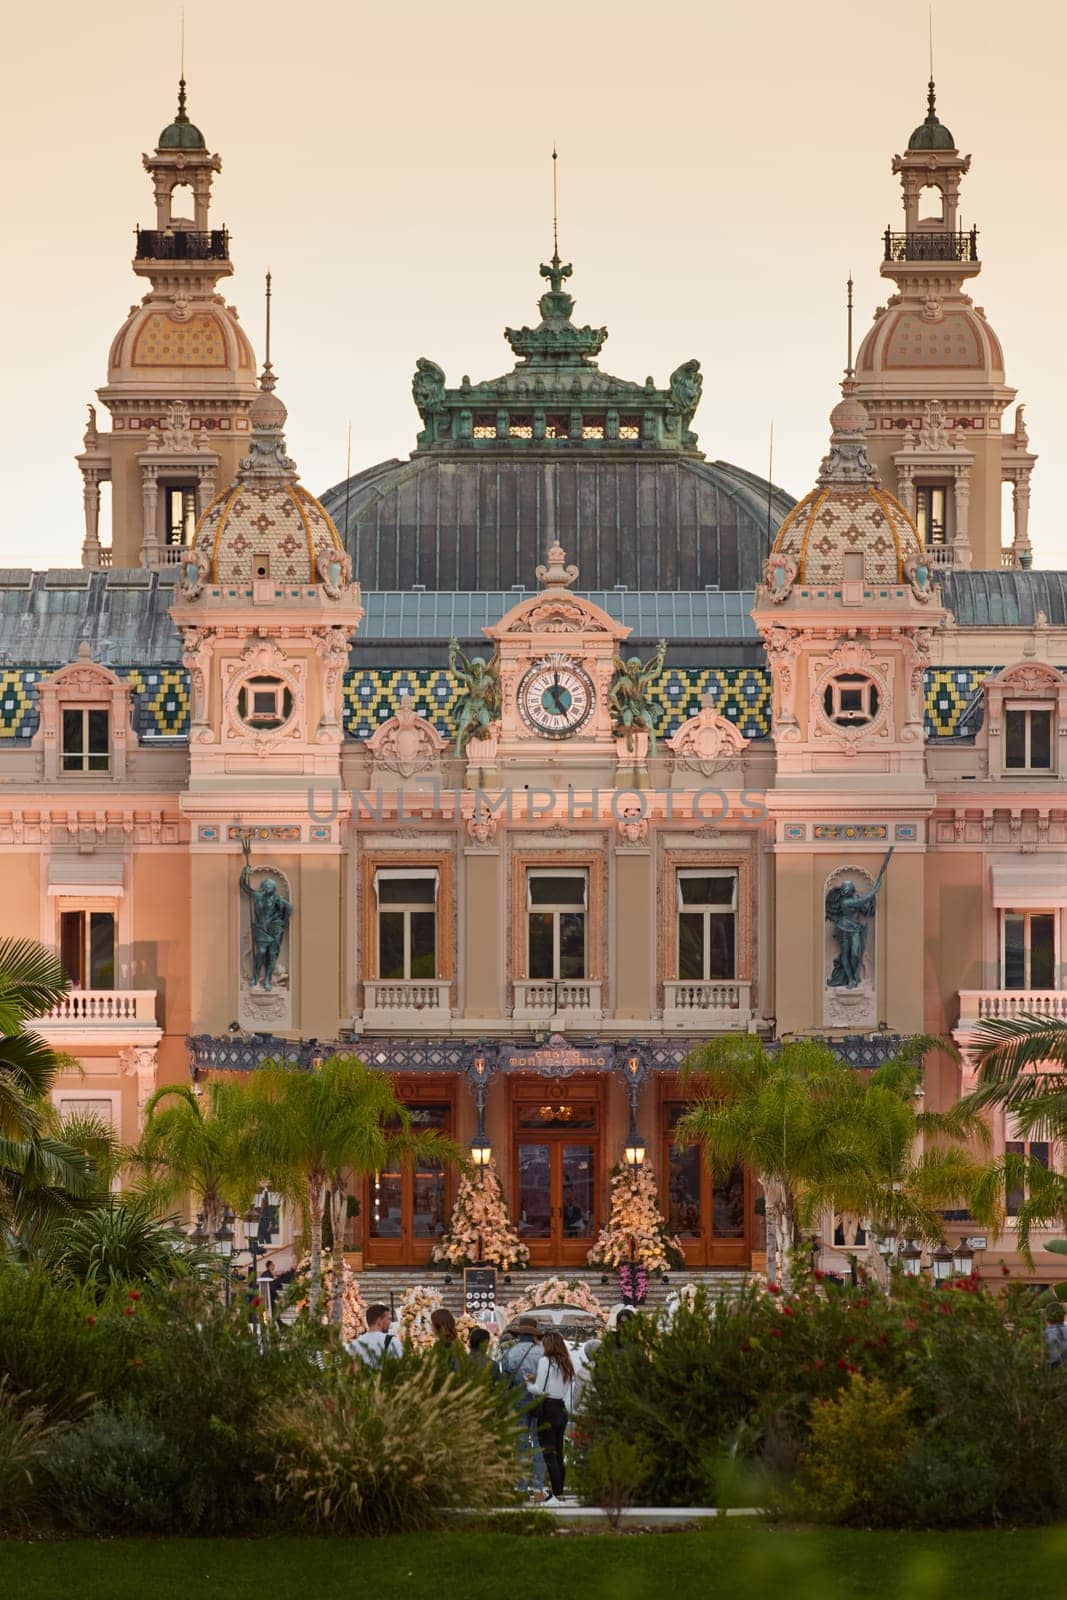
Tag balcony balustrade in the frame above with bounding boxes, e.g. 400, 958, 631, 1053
135, 228, 230, 262
512, 979, 603, 1024
957, 989, 1067, 1029
663, 980, 753, 1030
883, 228, 979, 264
361, 979, 452, 1030
33, 989, 159, 1036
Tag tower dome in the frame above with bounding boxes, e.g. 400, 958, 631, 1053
772, 383, 924, 584
158, 80, 207, 150
907, 80, 956, 151
191, 367, 347, 585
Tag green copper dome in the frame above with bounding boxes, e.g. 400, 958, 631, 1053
907, 80, 955, 151
158, 79, 206, 152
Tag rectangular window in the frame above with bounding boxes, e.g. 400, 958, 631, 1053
527, 871, 587, 980
59, 910, 116, 989
165, 483, 198, 548
61, 708, 110, 774
1005, 1138, 1050, 1216
1005, 707, 1053, 772
915, 483, 949, 547
375, 871, 437, 980
1002, 910, 1057, 990
677, 871, 738, 981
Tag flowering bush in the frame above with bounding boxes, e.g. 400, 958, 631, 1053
587, 1164, 683, 1274
399, 1283, 443, 1352
432, 1161, 530, 1270
507, 1276, 607, 1323
291, 1254, 368, 1341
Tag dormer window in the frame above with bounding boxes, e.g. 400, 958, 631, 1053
983, 663, 1067, 780
61, 708, 110, 774
35, 653, 131, 782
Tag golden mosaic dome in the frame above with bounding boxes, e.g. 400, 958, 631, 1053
191, 376, 346, 585
772, 385, 923, 584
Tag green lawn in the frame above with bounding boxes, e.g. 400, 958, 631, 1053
2, 1526, 1065, 1600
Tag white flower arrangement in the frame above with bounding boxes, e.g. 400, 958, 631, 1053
506, 1276, 608, 1324
292, 1254, 368, 1342
432, 1160, 530, 1270
586, 1162, 684, 1274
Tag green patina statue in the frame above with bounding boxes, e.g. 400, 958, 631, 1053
825, 848, 893, 990
609, 639, 667, 753
239, 836, 293, 992
448, 639, 500, 755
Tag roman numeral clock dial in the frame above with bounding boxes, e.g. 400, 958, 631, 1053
517, 657, 595, 739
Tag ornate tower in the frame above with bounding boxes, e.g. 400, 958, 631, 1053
853, 82, 1036, 571
77, 81, 259, 571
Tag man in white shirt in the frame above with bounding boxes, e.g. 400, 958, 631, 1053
347, 1303, 402, 1367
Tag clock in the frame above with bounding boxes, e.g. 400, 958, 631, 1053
517, 657, 595, 739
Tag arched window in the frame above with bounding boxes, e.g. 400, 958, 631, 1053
918, 184, 945, 224
168, 182, 196, 226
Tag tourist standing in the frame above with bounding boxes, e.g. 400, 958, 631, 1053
468, 1325, 501, 1382
348, 1303, 401, 1368
527, 1330, 576, 1505
501, 1317, 546, 1500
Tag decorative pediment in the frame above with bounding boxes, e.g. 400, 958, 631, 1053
667, 696, 749, 776
365, 692, 447, 779
34, 643, 133, 781
488, 590, 628, 642
987, 661, 1067, 698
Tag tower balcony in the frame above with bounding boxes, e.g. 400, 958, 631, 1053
134, 228, 230, 263
882, 228, 979, 265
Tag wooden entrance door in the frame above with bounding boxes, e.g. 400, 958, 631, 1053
661, 1094, 750, 1267
512, 1078, 601, 1267
363, 1076, 454, 1267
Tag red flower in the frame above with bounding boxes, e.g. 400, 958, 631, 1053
85, 1315, 96, 1326
766, 1282, 781, 1294
251, 1296, 262, 1308
858, 1298, 869, 1309
768, 1327, 783, 1338
814, 1359, 825, 1370
878, 1334, 890, 1346
847, 1363, 859, 1374
813, 1270, 825, 1281
1001, 1264, 1011, 1277
781, 1305, 795, 1317
127, 1289, 141, 1301
123, 1307, 136, 1317
836, 1358, 849, 1369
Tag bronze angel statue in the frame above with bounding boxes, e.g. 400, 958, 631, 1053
825, 848, 893, 990
448, 639, 500, 754
609, 639, 667, 753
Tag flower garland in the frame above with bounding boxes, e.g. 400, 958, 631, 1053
431, 1160, 530, 1270
292, 1254, 368, 1342
586, 1162, 684, 1274
506, 1276, 608, 1324
397, 1283, 479, 1352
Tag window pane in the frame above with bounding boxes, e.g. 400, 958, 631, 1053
1005, 1140, 1025, 1216
379, 911, 405, 980
528, 912, 554, 979
517, 1144, 551, 1238
412, 1162, 446, 1238
378, 876, 436, 905
62, 709, 84, 769
529, 874, 585, 907
518, 1102, 596, 1130
1031, 914, 1056, 989
709, 913, 736, 980
369, 1168, 403, 1236
561, 1144, 594, 1236
667, 1142, 702, 1237
712, 1163, 745, 1238
1030, 711, 1053, 770
1031, 1141, 1050, 1171
60, 910, 85, 987
87, 710, 109, 753
1004, 914, 1025, 990
678, 913, 705, 980
679, 875, 735, 907
89, 912, 115, 989
409, 911, 436, 979
559, 912, 586, 979
1005, 709, 1027, 769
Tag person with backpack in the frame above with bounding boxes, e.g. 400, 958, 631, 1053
527, 1329, 577, 1505
500, 1316, 546, 1500
347, 1303, 401, 1368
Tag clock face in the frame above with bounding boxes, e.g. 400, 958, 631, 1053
517, 658, 595, 739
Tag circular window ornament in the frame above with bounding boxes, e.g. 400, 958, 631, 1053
823, 672, 880, 728
237, 675, 294, 731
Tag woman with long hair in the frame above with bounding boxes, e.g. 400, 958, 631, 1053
527, 1329, 576, 1504
430, 1306, 457, 1343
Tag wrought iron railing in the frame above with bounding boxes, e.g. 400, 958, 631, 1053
883, 228, 979, 264
135, 228, 230, 262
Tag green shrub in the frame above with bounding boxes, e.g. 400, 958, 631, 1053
0, 1378, 65, 1532
575, 1434, 651, 1525
796, 1377, 914, 1524
45, 1407, 186, 1534
261, 1358, 517, 1534
0, 1266, 136, 1418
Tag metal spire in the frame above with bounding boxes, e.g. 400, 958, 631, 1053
261, 271, 276, 390
552, 143, 559, 260
846, 274, 855, 380
176, 10, 188, 123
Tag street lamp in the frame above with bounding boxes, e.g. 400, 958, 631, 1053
901, 1240, 923, 1278
624, 1123, 646, 1176
952, 1240, 975, 1279
470, 1132, 493, 1169
931, 1243, 954, 1285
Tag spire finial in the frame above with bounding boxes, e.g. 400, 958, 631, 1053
260, 270, 276, 391
552, 143, 559, 260
845, 274, 855, 380
176, 10, 188, 123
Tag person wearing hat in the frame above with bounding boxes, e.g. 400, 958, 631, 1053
500, 1316, 546, 1499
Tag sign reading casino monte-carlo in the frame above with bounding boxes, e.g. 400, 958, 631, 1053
498, 1038, 614, 1074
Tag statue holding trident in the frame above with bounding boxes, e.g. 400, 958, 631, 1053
825, 847, 894, 990
239, 835, 293, 992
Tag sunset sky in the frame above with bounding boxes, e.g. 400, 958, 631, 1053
2, 0, 1064, 570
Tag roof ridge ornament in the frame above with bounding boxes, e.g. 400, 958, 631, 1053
817, 378, 879, 488
536, 540, 578, 589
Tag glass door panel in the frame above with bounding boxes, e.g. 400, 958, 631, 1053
517, 1143, 552, 1240
666, 1143, 703, 1239
712, 1163, 746, 1239
561, 1144, 595, 1239
369, 1169, 403, 1238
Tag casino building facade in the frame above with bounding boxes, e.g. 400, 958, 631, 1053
2, 78, 1066, 1281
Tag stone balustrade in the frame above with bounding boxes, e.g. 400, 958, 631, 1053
663, 980, 753, 1030
361, 979, 452, 1030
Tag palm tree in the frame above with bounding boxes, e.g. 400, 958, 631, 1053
678, 1034, 997, 1291
135, 1080, 259, 1239
959, 1013, 1067, 1261
0, 938, 97, 1238
246, 1055, 462, 1323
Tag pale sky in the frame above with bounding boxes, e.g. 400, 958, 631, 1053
1, 0, 1064, 571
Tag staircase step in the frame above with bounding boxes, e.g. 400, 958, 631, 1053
355, 1266, 750, 1319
